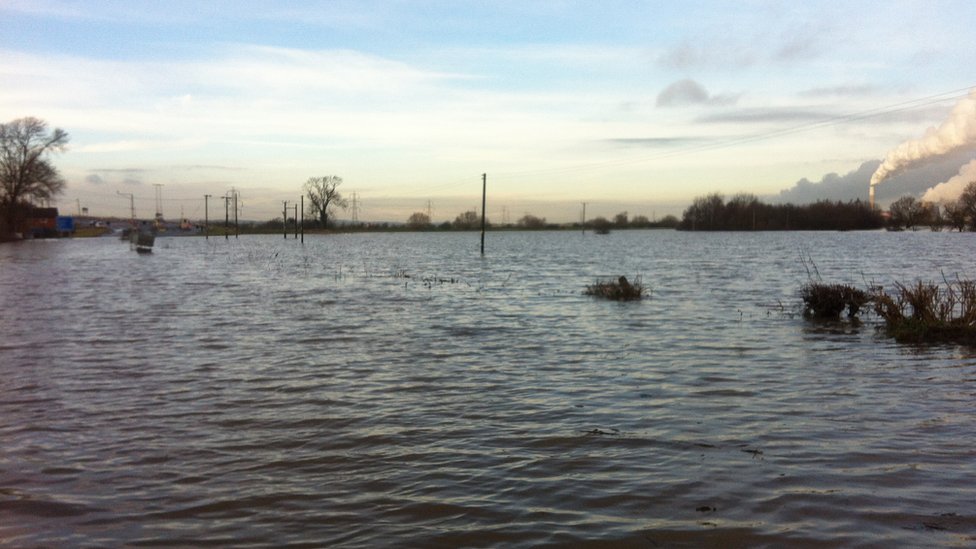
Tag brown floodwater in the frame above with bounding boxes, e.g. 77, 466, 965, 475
1, 230, 974, 547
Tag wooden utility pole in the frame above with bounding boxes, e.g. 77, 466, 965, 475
300, 195, 304, 243
116, 191, 135, 226
223, 194, 230, 240
283, 201, 289, 239
293, 204, 298, 239
204, 194, 211, 239
581, 202, 587, 234
480, 173, 487, 255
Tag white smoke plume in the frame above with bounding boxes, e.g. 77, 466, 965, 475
871, 89, 976, 187
921, 159, 976, 203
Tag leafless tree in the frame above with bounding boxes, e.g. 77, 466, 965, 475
613, 211, 628, 227
304, 175, 347, 228
943, 200, 968, 232
517, 214, 547, 229
406, 212, 431, 229
887, 195, 929, 230
453, 210, 482, 230
0, 117, 69, 235
960, 180, 976, 231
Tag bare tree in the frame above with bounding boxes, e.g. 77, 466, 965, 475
517, 214, 547, 229
613, 211, 628, 227
960, 180, 976, 231
0, 117, 69, 235
888, 196, 928, 230
406, 212, 431, 229
453, 210, 482, 230
304, 175, 348, 228
943, 200, 968, 232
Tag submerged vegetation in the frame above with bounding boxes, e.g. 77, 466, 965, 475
800, 278, 976, 345
585, 276, 645, 301
874, 280, 976, 344
800, 283, 871, 318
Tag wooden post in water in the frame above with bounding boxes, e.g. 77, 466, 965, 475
300, 195, 304, 243
283, 201, 288, 239
204, 194, 210, 240
480, 173, 486, 255
293, 204, 298, 239
223, 194, 229, 240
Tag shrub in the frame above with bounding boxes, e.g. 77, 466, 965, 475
585, 276, 644, 301
873, 280, 976, 344
800, 283, 870, 318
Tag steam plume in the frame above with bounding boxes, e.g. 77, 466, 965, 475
921, 159, 976, 203
870, 89, 976, 187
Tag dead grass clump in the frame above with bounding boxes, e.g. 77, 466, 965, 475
585, 276, 645, 301
873, 280, 976, 344
800, 283, 870, 318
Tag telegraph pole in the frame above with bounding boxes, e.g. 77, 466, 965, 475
153, 183, 164, 221
204, 194, 211, 239
233, 188, 239, 239
223, 194, 230, 240
283, 201, 289, 239
117, 191, 135, 228
480, 173, 487, 255
293, 203, 299, 238
581, 202, 587, 234
300, 195, 304, 244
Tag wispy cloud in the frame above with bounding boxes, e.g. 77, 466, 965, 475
656, 42, 757, 70
696, 108, 831, 124
604, 137, 711, 148
656, 79, 739, 108
798, 85, 878, 98
1, 0, 94, 19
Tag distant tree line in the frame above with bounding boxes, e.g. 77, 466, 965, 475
886, 181, 976, 231
678, 193, 883, 231
402, 209, 679, 231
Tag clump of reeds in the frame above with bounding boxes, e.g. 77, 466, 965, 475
585, 276, 645, 301
800, 282, 870, 318
873, 280, 976, 344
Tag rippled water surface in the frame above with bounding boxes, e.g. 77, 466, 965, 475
1, 230, 975, 548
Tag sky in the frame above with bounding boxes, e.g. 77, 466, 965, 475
3, 0, 976, 223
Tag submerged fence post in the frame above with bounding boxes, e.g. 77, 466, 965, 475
480, 173, 486, 255
300, 195, 304, 244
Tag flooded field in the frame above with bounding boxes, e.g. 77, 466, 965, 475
1, 230, 974, 547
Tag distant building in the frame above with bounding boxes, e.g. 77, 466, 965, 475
26, 207, 59, 238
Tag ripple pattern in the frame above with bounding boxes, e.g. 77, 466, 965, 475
1, 231, 975, 547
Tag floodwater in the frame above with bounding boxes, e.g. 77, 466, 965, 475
1, 230, 974, 548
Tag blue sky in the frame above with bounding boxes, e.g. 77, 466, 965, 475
3, 0, 976, 222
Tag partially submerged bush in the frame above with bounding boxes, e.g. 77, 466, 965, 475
800, 283, 870, 318
585, 276, 644, 301
874, 280, 976, 344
